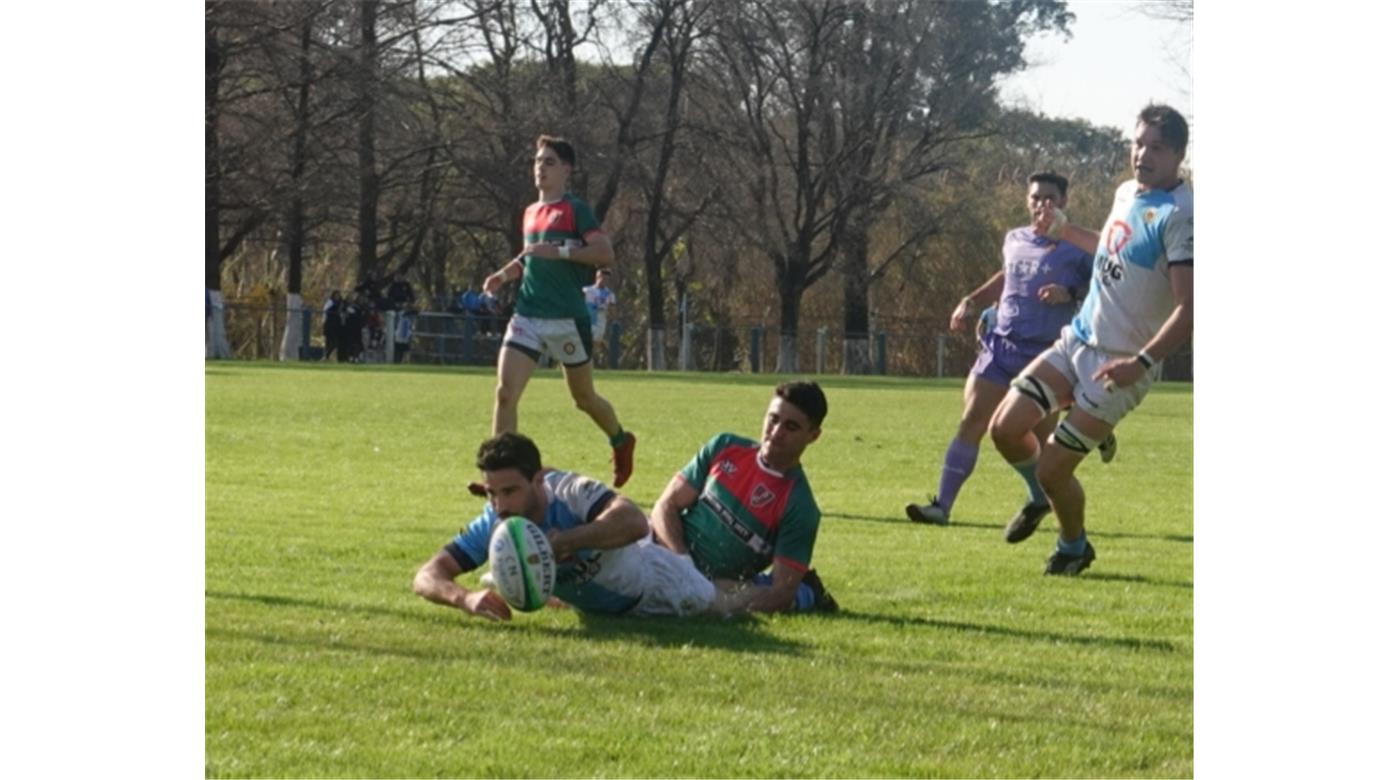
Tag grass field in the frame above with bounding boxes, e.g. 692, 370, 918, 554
205, 362, 1192, 778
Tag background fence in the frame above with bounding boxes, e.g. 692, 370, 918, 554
210, 303, 1192, 381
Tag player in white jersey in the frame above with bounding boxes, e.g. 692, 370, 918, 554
412, 432, 716, 619
988, 104, 1194, 575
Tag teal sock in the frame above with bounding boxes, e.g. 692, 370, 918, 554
609, 428, 627, 448
1011, 458, 1047, 505
1057, 533, 1087, 556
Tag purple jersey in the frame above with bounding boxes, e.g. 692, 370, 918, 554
992, 227, 1093, 346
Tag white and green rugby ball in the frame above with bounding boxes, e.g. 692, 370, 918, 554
487, 516, 556, 611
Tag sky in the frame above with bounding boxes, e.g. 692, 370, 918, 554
997, 0, 1192, 139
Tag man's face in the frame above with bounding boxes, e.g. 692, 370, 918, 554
596, 272, 611, 289
1132, 122, 1185, 191
534, 147, 570, 191
1025, 181, 1067, 221
480, 467, 543, 521
759, 396, 821, 469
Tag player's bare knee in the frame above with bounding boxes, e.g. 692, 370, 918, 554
494, 383, 520, 408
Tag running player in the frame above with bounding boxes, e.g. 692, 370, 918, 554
484, 136, 636, 487
906, 172, 1111, 529
989, 104, 1193, 575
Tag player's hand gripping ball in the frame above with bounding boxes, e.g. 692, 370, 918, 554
487, 516, 557, 611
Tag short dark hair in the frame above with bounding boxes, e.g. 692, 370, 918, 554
1027, 171, 1069, 197
536, 135, 576, 167
1136, 103, 1189, 154
476, 432, 542, 480
775, 381, 827, 429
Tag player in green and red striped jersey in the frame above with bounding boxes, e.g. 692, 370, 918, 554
483, 136, 636, 487
649, 381, 838, 613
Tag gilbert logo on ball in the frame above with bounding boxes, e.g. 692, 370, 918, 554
487, 516, 556, 611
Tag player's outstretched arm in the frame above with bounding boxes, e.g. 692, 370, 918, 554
649, 475, 699, 555
412, 550, 512, 621
549, 494, 648, 559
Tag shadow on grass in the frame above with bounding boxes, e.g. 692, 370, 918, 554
827, 513, 1194, 545
832, 609, 1179, 653
554, 611, 808, 655
207, 589, 805, 656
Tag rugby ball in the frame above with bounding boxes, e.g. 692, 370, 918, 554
487, 516, 556, 611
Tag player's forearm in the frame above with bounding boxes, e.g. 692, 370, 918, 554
649, 500, 689, 555
742, 584, 801, 614
412, 569, 472, 610
554, 503, 647, 558
567, 237, 614, 267
1060, 223, 1100, 255
964, 272, 1005, 308
1140, 299, 1193, 364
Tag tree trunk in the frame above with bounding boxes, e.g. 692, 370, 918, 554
205, 8, 222, 292
840, 231, 872, 374
279, 293, 304, 361
207, 290, 232, 359
647, 327, 667, 371
356, 0, 380, 283
776, 263, 803, 373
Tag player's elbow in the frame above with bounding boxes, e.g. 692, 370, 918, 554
411, 562, 441, 600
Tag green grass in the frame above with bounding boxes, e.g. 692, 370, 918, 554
206, 363, 1192, 778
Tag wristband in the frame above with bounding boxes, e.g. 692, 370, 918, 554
1135, 352, 1156, 370
559, 244, 571, 260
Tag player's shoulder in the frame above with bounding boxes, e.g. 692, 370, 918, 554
1165, 181, 1194, 215
706, 432, 756, 452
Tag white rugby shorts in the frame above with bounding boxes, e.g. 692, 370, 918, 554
1038, 325, 1157, 427
628, 541, 716, 618
504, 314, 591, 367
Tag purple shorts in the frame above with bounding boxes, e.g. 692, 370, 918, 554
971, 332, 1052, 387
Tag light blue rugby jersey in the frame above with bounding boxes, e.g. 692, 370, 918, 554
448, 470, 648, 614
1072, 180, 1193, 355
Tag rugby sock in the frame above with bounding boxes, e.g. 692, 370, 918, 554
793, 582, 816, 611
1011, 456, 1048, 505
1057, 532, 1088, 556
936, 438, 979, 514
609, 428, 628, 448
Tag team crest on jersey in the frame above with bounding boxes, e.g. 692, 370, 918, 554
749, 484, 776, 509
1143, 208, 1157, 225
717, 459, 738, 476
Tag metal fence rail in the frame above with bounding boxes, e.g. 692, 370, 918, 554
210, 303, 1192, 381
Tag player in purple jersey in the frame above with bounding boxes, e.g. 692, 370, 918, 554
906, 172, 1109, 528
990, 104, 1194, 575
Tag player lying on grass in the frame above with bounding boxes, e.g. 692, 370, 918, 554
650, 381, 838, 614
989, 104, 1194, 576
413, 432, 833, 621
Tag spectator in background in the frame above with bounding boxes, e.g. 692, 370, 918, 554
393, 305, 416, 364
341, 293, 366, 363
582, 268, 616, 367
386, 272, 415, 311
323, 291, 344, 362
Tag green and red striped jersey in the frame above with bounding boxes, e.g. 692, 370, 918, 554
678, 433, 821, 581
517, 193, 603, 319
